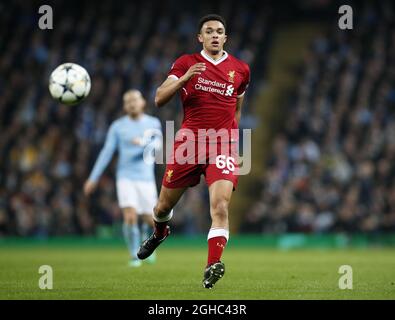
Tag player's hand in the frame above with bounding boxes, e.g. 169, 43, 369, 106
181, 63, 206, 82
83, 180, 97, 196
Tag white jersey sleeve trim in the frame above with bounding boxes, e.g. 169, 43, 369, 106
237, 91, 246, 98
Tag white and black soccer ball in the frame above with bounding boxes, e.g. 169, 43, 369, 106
49, 63, 91, 105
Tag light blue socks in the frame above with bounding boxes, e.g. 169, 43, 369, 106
122, 222, 141, 260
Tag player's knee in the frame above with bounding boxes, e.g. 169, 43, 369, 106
123, 208, 137, 224
211, 199, 229, 220
124, 216, 137, 225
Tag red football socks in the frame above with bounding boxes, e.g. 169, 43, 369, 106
207, 236, 227, 266
154, 221, 168, 239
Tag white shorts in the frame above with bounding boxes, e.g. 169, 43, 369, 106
116, 179, 158, 214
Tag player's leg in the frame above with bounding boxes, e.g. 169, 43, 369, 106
137, 186, 187, 259
204, 143, 239, 281
138, 154, 202, 259
202, 179, 233, 288
202, 140, 239, 287
116, 179, 141, 266
134, 180, 159, 263
122, 207, 142, 267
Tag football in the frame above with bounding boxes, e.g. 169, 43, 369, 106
49, 63, 91, 105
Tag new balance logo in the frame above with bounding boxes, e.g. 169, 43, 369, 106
222, 169, 230, 174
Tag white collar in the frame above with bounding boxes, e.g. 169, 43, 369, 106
200, 50, 228, 65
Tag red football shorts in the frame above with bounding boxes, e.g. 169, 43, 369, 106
162, 139, 239, 189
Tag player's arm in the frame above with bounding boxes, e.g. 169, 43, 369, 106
155, 63, 206, 107
84, 124, 117, 196
235, 95, 245, 125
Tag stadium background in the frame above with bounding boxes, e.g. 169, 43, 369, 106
0, 0, 395, 243
1, 0, 395, 301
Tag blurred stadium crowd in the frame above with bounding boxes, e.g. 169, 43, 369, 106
242, 2, 395, 234
0, 0, 269, 236
1, 0, 394, 237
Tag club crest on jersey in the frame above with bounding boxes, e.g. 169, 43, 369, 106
166, 169, 174, 182
227, 70, 235, 83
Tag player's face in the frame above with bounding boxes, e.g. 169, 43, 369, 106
198, 20, 227, 54
123, 91, 145, 117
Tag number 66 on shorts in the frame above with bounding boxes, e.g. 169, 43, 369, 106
162, 141, 239, 190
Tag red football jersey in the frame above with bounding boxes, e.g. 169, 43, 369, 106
168, 50, 250, 142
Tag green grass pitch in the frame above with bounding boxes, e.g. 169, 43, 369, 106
0, 241, 394, 299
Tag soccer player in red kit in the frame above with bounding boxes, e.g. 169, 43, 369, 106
137, 14, 250, 289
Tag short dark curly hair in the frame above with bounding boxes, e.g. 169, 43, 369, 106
198, 14, 227, 33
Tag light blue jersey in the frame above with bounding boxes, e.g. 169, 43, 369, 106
88, 114, 162, 183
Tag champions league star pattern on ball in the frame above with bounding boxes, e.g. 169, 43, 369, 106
49, 63, 91, 105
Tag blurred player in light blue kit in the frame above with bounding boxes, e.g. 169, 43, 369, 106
84, 89, 162, 267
